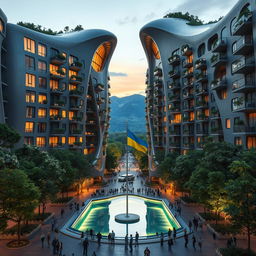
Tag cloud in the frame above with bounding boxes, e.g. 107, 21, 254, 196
109, 72, 128, 77
166, 0, 237, 19
144, 12, 157, 21
138, 58, 145, 61
116, 16, 137, 25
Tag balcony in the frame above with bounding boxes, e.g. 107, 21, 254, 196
69, 142, 83, 148
183, 129, 194, 135
70, 75, 83, 85
211, 78, 227, 90
70, 129, 83, 134
182, 143, 194, 149
195, 87, 208, 96
154, 79, 163, 87
51, 100, 65, 107
196, 129, 209, 135
181, 44, 193, 56
232, 78, 255, 93
195, 100, 208, 109
50, 53, 66, 65
168, 94, 180, 103
183, 93, 194, 100
95, 83, 104, 92
232, 99, 256, 112
169, 70, 180, 79
196, 114, 209, 122
69, 116, 83, 122
86, 121, 97, 126
233, 36, 253, 55
50, 128, 65, 134
183, 80, 194, 88
182, 69, 193, 78
210, 127, 223, 135
182, 59, 193, 68
212, 38, 227, 53
232, 12, 252, 36
69, 89, 83, 97
210, 53, 227, 67
154, 68, 162, 77
69, 61, 82, 71
169, 106, 181, 113
169, 142, 181, 148
168, 82, 180, 90
70, 104, 83, 110
168, 54, 180, 66
50, 69, 66, 80
50, 88, 65, 94
194, 58, 207, 70
232, 56, 255, 74
50, 115, 63, 121
195, 73, 208, 83
233, 125, 256, 134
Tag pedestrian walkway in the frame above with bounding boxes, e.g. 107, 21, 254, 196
0, 153, 255, 256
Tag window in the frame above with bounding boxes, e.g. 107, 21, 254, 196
234, 137, 242, 145
50, 79, 59, 90
38, 108, 47, 118
208, 34, 218, 51
230, 17, 237, 35
25, 122, 34, 132
219, 89, 227, 99
38, 61, 47, 72
38, 123, 47, 133
0, 19, 4, 33
62, 137, 66, 144
26, 107, 35, 118
68, 137, 76, 144
38, 94, 47, 104
24, 137, 33, 145
172, 114, 181, 124
92, 42, 112, 72
26, 91, 36, 103
62, 110, 66, 118
38, 44, 46, 57
248, 113, 256, 127
49, 137, 58, 147
39, 77, 47, 89
198, 43, 205, 57
69, 70, 78, 78
24, 37, 35, 53
50, 64, 66, 76
226, 118, 231, 129
25, 56, 35, 70
69, 55, 78, 65
26, 73, 36, 87
36, 137, 46, 147
247, 136, 256, 149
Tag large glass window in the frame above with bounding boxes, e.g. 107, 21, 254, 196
234, 137, 242, 146
0, 19, 4, 33
25, 56, 35, 70
247, 136, 256, 149
38, 108, 47, 118
26, 73, 36, 87
91, 42, 111, 72
24, 137, 33, 145
25, 122, 34, 133
24, 37, 35, 53
226, 119, 231, 129
39, 77, 47, 89
38, 94, 47, 104
38, 43, 46, 57
26, 106, 35, 118
50, 80, 59, 90
38, 123, 47, 133
36, 137, 46, 147
26, 91, 36, 103
38, 61, 47, 72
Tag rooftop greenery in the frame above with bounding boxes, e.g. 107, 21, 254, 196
163, 12, 222, 26
17, 22, 84, 35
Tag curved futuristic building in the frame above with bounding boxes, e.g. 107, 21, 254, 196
140, 0, 256, 174
0, 8, 117, 174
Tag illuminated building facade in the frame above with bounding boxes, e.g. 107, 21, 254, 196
140, 0, 256, 174
0, 8, 117, 174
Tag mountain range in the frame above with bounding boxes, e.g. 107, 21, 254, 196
109, 94, 146, 133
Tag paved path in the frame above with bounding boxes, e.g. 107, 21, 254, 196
0, 153, 255, 256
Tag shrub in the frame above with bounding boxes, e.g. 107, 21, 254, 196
28, 213, 51, 221
210, 224, 240, 235
51, 197, 73, 204
219, 248, 256, 256
198, 212, 224, 221
4, 224, 38, 235
180, 196, 197, 203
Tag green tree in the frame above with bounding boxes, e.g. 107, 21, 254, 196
0, 124, 20, 148
0, 169, 40, 243
225, 160, 256, 251
172, 150, 203, 192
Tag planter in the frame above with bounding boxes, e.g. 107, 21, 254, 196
50, 197, 75, 207
180, 197, 199, 206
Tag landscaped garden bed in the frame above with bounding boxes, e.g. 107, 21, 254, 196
197, 212, 224, 222
50, 196, 74, 206
180, 196, 198, 206
217, 248, 256, 256
28, 212, 54, 224
6, 239, 30, 248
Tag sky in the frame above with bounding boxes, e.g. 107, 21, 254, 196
1, 0, 238, 97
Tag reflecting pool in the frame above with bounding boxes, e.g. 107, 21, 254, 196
71, 195, 181, 237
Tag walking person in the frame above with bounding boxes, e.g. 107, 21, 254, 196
111, 230, 115, 244
168, 236, 173, 249
80, 232, 85, 244
173, 227, 177, 242
168, 228, 172, 239
144, 247, 151, 256
184, 234, 189, 248
96, 232, 102, 246
192, 235, 196, 251
40, 232, 45, 248
160, 232, 164, 246
135, 231, 139, 246
189, 220, 193, 233
59, 241, 63, 256
83, 237, 89, 256
198, 238, 202, 252
47, 231, 51, 248
125, 234, 128, 250
129, 234, 133, 252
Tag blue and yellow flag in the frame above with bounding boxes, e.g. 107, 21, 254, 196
127, 129, 148, 153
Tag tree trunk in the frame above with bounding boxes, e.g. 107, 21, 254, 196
42, 203, 45, 214
38, 204, 41, 215
247, 226, 251, 251
17, 220, 21, 244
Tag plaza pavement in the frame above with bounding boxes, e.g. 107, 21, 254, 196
0, 154, 255, 256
